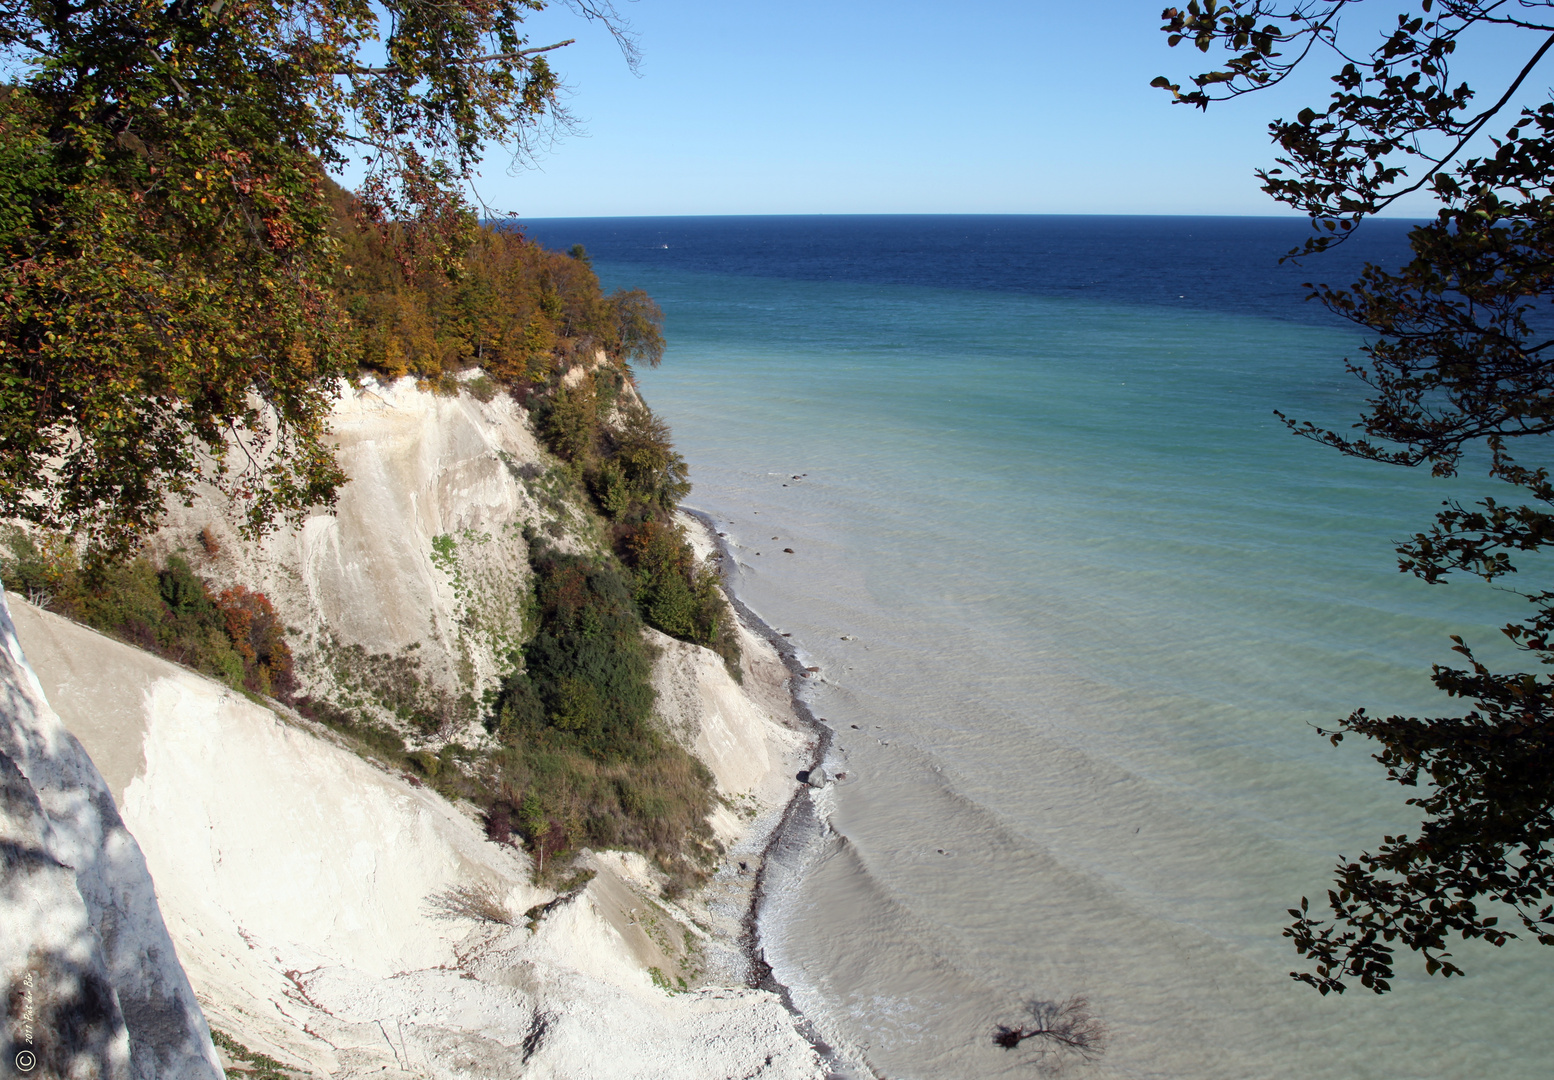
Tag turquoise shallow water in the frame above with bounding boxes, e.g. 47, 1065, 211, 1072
547, 217, 1552, 1078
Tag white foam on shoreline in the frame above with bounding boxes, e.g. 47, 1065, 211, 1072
642, 402, 1554, 1080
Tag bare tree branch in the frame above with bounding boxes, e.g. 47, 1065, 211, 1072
992, 996, 1107, 1071
337, 39, 575, 78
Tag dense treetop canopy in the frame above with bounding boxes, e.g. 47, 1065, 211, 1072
0, 0, 630, 551
1160, 1, 1554, 995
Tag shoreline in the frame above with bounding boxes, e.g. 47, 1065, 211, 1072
2, 371, 845, 1080
10, 579, 836, 1080
680, 507, 853, 1078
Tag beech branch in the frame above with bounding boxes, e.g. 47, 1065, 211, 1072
338, 39, 574, 77
1363, 31, 1554, 213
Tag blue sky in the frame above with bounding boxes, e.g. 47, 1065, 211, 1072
469, 1, 1518, 219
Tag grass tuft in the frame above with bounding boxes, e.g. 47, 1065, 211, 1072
209, 1029, 294, 1080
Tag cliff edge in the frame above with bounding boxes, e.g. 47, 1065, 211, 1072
1, 591, 223, 1080
5, 375, 821, 1079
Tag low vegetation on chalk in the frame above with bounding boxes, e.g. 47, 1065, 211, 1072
487, 540, 718, 892
336, 200, 738, 678
2, 214, 738, 894
1, 531, 293, 698
424, 881, 514, 925
303, 636, 477, 740
209, 1030, 295, 1080
648, 966, 689, 994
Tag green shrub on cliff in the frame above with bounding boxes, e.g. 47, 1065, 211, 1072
502, 546, 656, 760
335, 202, 731, 674
0, 532, 291, 696
487, 542, 717, 886
530, 380, 737, 674
622, 518, 737, 665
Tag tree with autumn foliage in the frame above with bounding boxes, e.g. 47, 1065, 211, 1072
332, 197, 664, 389
0, 0, 628, 553
1158, 1, 1554, 994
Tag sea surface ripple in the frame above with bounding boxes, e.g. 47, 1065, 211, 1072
524, 215, 1554, 1079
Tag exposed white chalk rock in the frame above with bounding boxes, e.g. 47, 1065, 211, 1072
0, 590, 221, 1080
149, 376, 555, 736
6, 376, 821, 1079
12, 597, 822, 1080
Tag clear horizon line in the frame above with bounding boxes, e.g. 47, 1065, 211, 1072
505, 210, 1430, 222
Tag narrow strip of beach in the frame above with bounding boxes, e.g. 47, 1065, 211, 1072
678, 508, 858, 1078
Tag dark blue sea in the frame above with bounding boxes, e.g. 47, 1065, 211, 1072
523, 215, 1550, 1079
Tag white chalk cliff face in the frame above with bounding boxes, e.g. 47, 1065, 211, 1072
153, 375, 554, 732
7, 376, 819, 1079
0, 593, 223, 1080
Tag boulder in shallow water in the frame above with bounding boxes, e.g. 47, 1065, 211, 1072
805, 767, 830, 788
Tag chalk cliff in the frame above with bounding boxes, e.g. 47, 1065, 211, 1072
6, 375, 819, 1079
0, 593, 223, 1080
